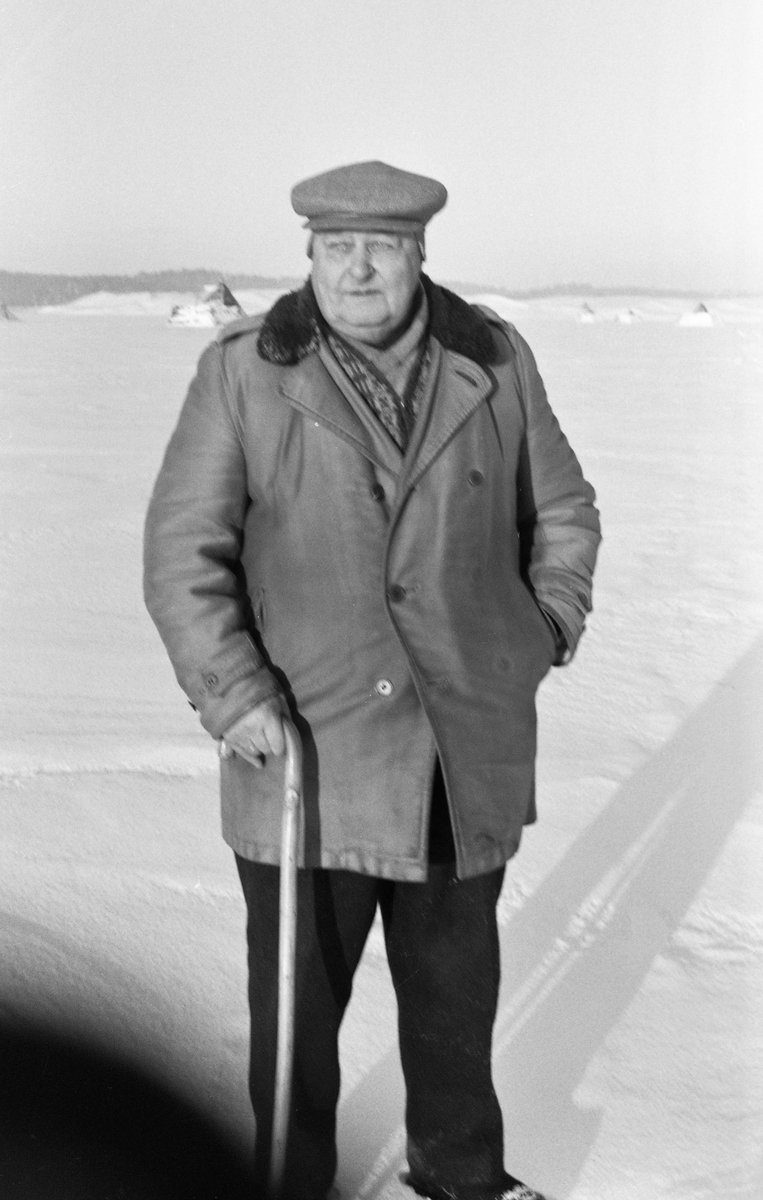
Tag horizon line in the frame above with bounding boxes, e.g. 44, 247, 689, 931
1, 268, 759, 301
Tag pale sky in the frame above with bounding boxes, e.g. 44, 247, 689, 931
1, 0, 761, 292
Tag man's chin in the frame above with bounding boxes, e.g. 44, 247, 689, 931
333, 306, 394, 344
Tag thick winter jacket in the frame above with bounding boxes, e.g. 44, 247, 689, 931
143, 278, 601, 881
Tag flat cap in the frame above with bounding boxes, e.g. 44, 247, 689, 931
291, 160, 447, 234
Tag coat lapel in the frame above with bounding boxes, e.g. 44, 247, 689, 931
255, 278, 502, 491
402, 341, 496, 493
278, 340, 496, 494
318, 345, 405, 477
278, 352, 402, 478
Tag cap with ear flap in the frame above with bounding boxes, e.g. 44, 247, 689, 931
292, 160, 447, 234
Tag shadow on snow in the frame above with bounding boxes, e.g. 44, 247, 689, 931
0, 1020, 254, 1200
337, 633, 763, 1198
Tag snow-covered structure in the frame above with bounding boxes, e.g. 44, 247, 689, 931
616, 307, 641, 325
678, 302, 714, 328
168, 281, 245, 328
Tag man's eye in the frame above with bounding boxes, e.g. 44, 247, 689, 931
327, 241, 353, 254
368, 241, 396, 255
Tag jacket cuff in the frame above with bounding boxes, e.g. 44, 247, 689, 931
197, 665, 283, 740
539, 605, 574, 666
185, 634, 283, 738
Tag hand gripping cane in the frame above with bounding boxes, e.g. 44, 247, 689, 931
267, 718, 303, 1199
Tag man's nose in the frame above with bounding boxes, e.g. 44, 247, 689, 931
348, 245, 374, 279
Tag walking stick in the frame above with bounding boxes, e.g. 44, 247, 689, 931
267, 718, 303, 1199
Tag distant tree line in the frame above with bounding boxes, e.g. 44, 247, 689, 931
0, 270, 301, 307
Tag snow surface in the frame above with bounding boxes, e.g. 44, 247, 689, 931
1, 305, 762, 1198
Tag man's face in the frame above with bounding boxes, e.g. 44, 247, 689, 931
310, 231, 422, 345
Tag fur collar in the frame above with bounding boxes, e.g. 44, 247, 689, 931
256, 274, 498, 368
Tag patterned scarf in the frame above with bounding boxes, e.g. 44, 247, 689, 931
325, 291, 431, 452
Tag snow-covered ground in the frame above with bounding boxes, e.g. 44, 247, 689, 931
1, 302, 762, 1198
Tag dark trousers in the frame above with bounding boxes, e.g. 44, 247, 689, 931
235, 775, 512, 1200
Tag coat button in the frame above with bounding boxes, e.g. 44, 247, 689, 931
387, 584, 407, 602
371, 482, 385, 502
468, 469, 484, 487
374, 678, 394, 696
204, 673, 219, 688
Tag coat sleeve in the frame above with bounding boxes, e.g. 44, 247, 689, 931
505, 323, 602, 663
143, 340, 282, 738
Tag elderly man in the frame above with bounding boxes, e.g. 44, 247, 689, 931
144, 161, 601, 1200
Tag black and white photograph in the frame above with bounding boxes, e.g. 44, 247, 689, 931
1, 3, 761, 1199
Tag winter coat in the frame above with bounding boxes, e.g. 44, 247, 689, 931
143, 277, 601, 881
